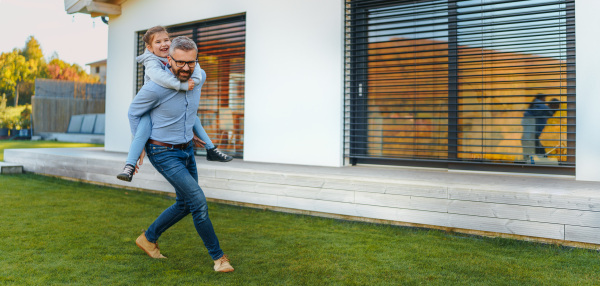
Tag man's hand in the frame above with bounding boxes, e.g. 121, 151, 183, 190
134, 149, 146, 173
188, 79, 195, 90
193, 134, 206, 148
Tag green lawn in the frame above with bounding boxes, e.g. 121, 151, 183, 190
1, 174, 599, 285
0, 140, 103, 161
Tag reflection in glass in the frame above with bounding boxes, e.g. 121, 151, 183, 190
366, 0, 449, 159
456, 0, 568, 164
349, 0, 572, 166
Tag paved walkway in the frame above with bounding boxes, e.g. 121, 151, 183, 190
13, 146, 597, 194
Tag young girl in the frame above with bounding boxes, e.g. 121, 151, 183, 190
117, 26, 232, 182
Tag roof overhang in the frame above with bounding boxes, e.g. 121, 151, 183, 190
86, 59, 107, 66
64, 0, 127, 17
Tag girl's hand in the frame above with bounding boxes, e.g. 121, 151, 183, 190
135, 149, 146, 173
188, 79, 195, 90
193, 134, 206, 148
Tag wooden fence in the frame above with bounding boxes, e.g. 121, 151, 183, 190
32, 79, 105, 134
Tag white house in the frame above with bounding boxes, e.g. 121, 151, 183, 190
86, 59, 107, 83
8, 0, 594, 246
62, 0, 600, 179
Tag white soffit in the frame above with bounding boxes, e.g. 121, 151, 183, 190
64, 0, 126, 16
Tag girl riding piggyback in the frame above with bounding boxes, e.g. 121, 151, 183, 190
117, 26, 232, 182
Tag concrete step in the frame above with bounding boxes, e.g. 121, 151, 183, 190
4, 147, 600, 247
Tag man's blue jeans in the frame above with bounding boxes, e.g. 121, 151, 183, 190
143, 142, 224, 260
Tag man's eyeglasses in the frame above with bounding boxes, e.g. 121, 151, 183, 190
169, 55, 198, 68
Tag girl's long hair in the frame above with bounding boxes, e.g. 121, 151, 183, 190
142, 26, 168, 46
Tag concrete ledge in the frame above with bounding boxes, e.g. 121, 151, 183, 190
0, 162, 23, 174
5, 147, 600, 248
37, 132, 104, 144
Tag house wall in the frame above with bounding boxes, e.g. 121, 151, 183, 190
104, 0, 345, 167
103, 0, 600, 180
576, 0, 600, 181
90, 64, 107, 83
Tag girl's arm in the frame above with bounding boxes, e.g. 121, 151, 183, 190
144, 59, 190, 91
190, 63, 202, 87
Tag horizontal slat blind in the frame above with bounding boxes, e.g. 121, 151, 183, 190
345, 0, 574, 169
137, 15, 246, 158
136, 35, 145, 93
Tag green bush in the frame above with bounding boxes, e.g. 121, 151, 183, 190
19, 106, 31, 129
0, 104, 31, 129
0, 94, 6, 128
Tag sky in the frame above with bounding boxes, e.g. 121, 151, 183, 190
0, 0, 108, 71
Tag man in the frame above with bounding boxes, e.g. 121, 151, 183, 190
522, 94, 556, 161
128, 36, 234, 273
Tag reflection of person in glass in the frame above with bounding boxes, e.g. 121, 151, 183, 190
521, 94, 559, 161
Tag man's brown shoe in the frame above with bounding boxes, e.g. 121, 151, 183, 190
213, 254, 234, 272
136, 232, 166, 259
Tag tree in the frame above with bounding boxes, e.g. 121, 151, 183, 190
47, 57, 99, 83
0, 37, 50, 105
0, 49, 30, 105
22, 36, 48, 80
0, 37, 99, 105
22, 36, 44, 61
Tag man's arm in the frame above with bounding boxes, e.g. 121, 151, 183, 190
144, 58, 189, 91
128, 86, 160, 135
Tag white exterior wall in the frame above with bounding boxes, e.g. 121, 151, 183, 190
104, 0, 345, 167
576, 0, 600, 181
89, 63, 107, 83
103, 0, 598, 179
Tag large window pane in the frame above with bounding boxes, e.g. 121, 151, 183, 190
345, 0, 574, 169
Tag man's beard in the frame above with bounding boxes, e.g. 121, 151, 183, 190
175, 69, 192, 81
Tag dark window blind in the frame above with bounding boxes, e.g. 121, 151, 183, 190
345, 0, 575, 170
137, 14, 246, 158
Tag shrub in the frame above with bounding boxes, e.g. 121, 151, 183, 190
0, 104, 30, 129
19, 106, 31, 129
0, 94, 6, 128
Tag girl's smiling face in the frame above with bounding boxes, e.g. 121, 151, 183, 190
147, 31, 170, 58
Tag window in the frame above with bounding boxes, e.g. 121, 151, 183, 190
345, 0, 574, 172
137, 14, 246, 158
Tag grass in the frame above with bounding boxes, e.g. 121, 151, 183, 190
1, 174, 600, 285
0, 140, 103, 161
